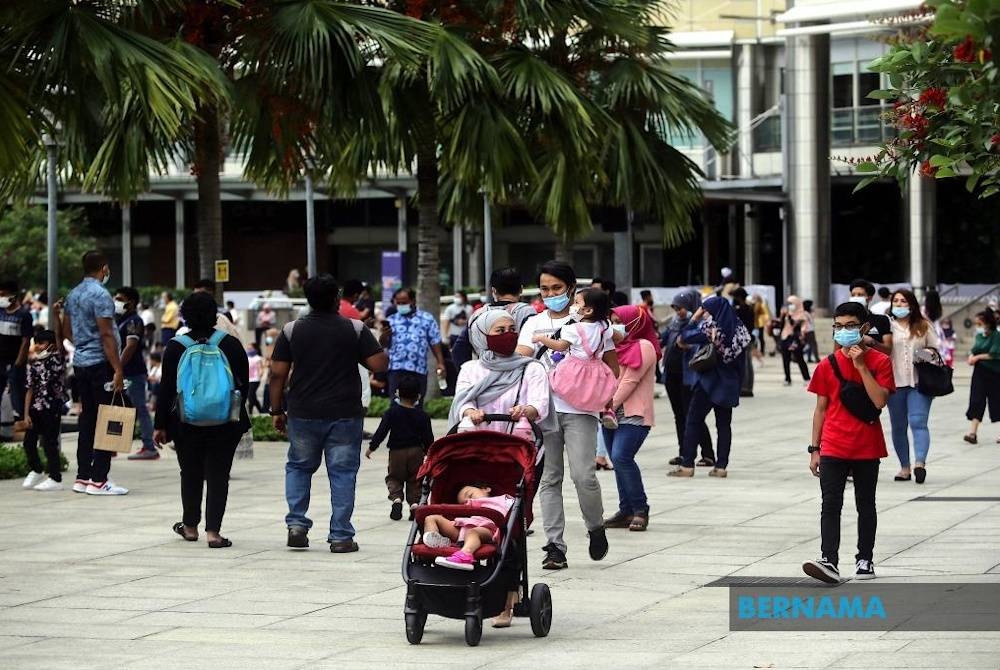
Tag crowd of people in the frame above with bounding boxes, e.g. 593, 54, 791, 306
3, 254, 999, 588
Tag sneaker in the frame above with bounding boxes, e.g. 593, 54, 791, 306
802, 558, 840, 584
287, 527, 309, 548
329, 539, 359, 553
409, 503, 417, 521
435, 550, 475, 571
600, 411, 619, 430
33, 477, 64, 492
390, 499, 403, 521
421, 531, 453, 548
85, 481, 129, 496
541, 543, 568, 570
127, 449, 160, 461
72, 479, 92, 493
22, 471, 46, 489
855, 559, 876, 580
588, 527, 609, 561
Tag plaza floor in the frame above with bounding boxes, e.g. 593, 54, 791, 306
1, 359, 999, 669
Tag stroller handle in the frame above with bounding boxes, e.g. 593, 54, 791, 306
446, 413, 543, 449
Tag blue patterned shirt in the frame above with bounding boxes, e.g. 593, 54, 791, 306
387, 310, 441, 375
66, 277, 119, 368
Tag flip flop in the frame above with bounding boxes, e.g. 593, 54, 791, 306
172, 522, 197, 542
207, 537, 232, 549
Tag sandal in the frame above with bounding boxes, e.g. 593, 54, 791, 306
628, 513, 648, 532
207, 537, 232, 549
668, 456, 682, 466
603, 511, 633, 529
172, 522, 197, 542
963, 433, 978, 445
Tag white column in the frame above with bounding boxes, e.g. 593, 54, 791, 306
907, 176, 937, 294
121, 204, 132, 285
452, 224, 464, 291
483, 195, 493, 290
737, 44, 756, 178
395, 195, 408, 253
174, 198, 185, 288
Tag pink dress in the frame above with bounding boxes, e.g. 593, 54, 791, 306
454, 495, 515, 542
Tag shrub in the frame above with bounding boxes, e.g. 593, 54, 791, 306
250, 415, 285, 442
0, 444, 69, 480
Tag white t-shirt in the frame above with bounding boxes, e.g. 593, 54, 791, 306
869, 300, 890, 316
518, 311, 614, 416
443, 303, 473, 338
561, 321, 613, 360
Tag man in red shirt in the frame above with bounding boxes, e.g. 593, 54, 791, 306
803, 301, 895, 584
339, 280, 364, 320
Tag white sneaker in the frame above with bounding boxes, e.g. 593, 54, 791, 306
22, 471, 46, 489
86, 481, 129, 496
72, 479, 92, 493
33, 477, 64, 492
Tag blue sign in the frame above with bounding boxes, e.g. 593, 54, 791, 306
381, 251, 404, 311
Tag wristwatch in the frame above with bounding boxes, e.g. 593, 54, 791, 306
807, 445, 820, 454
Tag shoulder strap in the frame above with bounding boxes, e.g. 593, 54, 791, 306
577, 323, 598, 358
208, 330, 227, 346
827, 353, 845, 383
282, 320, 295, 343
350, 318, 364, 339
173, 334, 196, 350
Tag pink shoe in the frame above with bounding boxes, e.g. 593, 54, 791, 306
434, 550, 476, 571
601, 411, 619, 430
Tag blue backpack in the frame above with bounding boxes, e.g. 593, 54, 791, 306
173, 330, 240, 426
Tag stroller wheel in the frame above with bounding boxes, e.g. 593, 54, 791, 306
529, 583, 552, 638
464, 614, 483, 647
405, 611, 427, 644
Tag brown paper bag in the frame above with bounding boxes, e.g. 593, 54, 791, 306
95, 394, 136, 453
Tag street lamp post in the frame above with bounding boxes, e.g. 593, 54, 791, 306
483, 194, 493, 290
44, 136, 58, 303
304, 169, 317, 279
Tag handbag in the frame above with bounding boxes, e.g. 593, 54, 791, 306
94, 391, 137, 453
914, 347, 954, 397
827, 354, 881, 424
689, 343, 718, 373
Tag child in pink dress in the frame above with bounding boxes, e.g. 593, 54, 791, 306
422, 483, 515, 570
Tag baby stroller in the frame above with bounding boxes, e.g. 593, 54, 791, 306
402, 415, 552, 646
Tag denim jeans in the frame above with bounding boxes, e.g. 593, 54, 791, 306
285, 416, 363, 542
74, 363, 114, 483
603, 424, 650, 516
126, 374, 154, 451
887, 386, 933, 467
596, 425, 609, 459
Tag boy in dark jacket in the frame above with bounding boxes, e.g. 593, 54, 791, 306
366, 376, 434, 520
803, 301, 895, 583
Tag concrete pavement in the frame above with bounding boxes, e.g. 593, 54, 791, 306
0, 358, 998, 669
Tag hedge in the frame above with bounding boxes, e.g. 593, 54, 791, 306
0, 444, 69, 480
251, 397, 454, 442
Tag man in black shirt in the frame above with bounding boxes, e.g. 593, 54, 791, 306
270, 274, 388, 553
848, 279, 893, 356
0, 280, 33, 418
116, 287, 157, 460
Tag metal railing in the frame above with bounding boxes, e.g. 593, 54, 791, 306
831, 105, 893, 147
943, 282, 1000, 323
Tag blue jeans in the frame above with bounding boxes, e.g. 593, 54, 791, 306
887, 386, 932, 468
596, 425, 609, 459
603, 424, 650, 516
126, 374, 154, 451
285, 416, 363, 542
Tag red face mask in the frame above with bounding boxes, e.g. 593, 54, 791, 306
485, 331, 518, 356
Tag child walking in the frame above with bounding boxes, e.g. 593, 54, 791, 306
366, 375, 434, 520
21, 322, 67, 491
803, 301, 895, 583
532, 289, 619, 428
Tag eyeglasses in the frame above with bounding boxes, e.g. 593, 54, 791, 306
831, 323, 862, 332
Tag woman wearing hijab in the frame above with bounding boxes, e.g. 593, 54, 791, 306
450, 310, 550, 442
602, 306, 659, 532
780, 295, 812, 385
668, 296, 751, 478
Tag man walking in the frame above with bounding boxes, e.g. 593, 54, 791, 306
269, 275, 387, 553
62, 251, 128, 495
115, 287, 157, 460
0, 280, 33, 420
381, 287, 445, 400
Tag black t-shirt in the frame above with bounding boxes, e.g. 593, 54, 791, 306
369, 402, 434, 451
117, 312, 147, 377
0, 306, 33, 363
271, 311, 383, 420
734, 303, 755, 332
867, 313, 892, 343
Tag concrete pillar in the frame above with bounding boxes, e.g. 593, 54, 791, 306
907, 176, 937, 294
613, 210, 634, 294
121, 204, 132, 285
452, 224, 464, 291
304, 173, 317, 278
737, 44, 756, 178
701, 211, 710, 286
468, 230, 483, 290
395, 195, 408, 253
785, 32, 831, 309
174, 198, 185, 288
744, 204, 759, 285
45, 142, 58, 303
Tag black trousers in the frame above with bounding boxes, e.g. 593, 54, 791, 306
663, 372, 713, 460
74, 363, 114, 483
681, 385, 731, 469
175, 425, 240, 532
23, 409, 62, 481
247, 381, 263, 415
966, 364, 1000, 423
819, 456, 879, 566
781, 338, 811, 382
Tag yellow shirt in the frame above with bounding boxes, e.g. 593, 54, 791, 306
161, 300, 180, 329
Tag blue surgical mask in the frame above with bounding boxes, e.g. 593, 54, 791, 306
611, 324, 627, 336
396, 304, 412, 315
891, 307, 910, 319
543, 292, 571, 313
833, 328, 862, 348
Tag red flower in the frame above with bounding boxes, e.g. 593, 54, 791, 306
900, 112, 929, 136
983, 48, 993, 62
919, 160, 937, 177
954, 35, 977, 63
918, 87, 947, 109
992, 134, 1000, 145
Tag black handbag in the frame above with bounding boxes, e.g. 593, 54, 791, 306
689, 343, 718, 372
915, 348, 954, 397
827, 354, 881, 424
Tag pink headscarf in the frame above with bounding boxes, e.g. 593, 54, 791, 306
613, 305, 662, 369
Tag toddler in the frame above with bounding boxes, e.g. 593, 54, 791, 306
21, 328, 66, 491
422, 483, 515, 570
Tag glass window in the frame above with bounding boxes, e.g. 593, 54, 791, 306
832, 63, 854, 109
858, 72, 881, 107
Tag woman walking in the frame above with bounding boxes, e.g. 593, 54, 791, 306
154, 292, 251, 548
887, 289, 938, 484
964, 309, 1000, 444
780, 295, 812, 385
602, 305, 659, 532
668, 296, 751, 478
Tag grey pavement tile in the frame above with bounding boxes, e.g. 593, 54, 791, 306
0, 634, 45, 651
125, 610, 288, 628
828, 652, 1000, 668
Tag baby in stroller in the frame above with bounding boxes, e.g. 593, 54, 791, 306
421, 482, 514, 571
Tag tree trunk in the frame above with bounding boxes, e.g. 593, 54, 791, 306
414, 106, 442, 399
554, 239, 573, 264
194, 104, 224, 303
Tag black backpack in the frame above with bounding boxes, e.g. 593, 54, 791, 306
827, 353, 881, 424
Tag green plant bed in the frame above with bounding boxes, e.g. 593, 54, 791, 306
0, 444, 69, 480
250, 415, 286, 442
251, 397, 455, 442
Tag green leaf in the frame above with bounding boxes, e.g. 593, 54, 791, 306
928, 154, 954, 167
980, 186, 999, 198
866, 89, 899, 100
966, 173, 981, 192
856, 161, 879, 172
853, 175, 879, 193
935, 166, 957, 177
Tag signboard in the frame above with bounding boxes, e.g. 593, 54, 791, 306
381, 251, 404, 310
214, 260, 230, 284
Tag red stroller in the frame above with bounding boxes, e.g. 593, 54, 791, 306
402, 415, 552, 646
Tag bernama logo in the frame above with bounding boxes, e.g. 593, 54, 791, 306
738, 595, 887, 620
